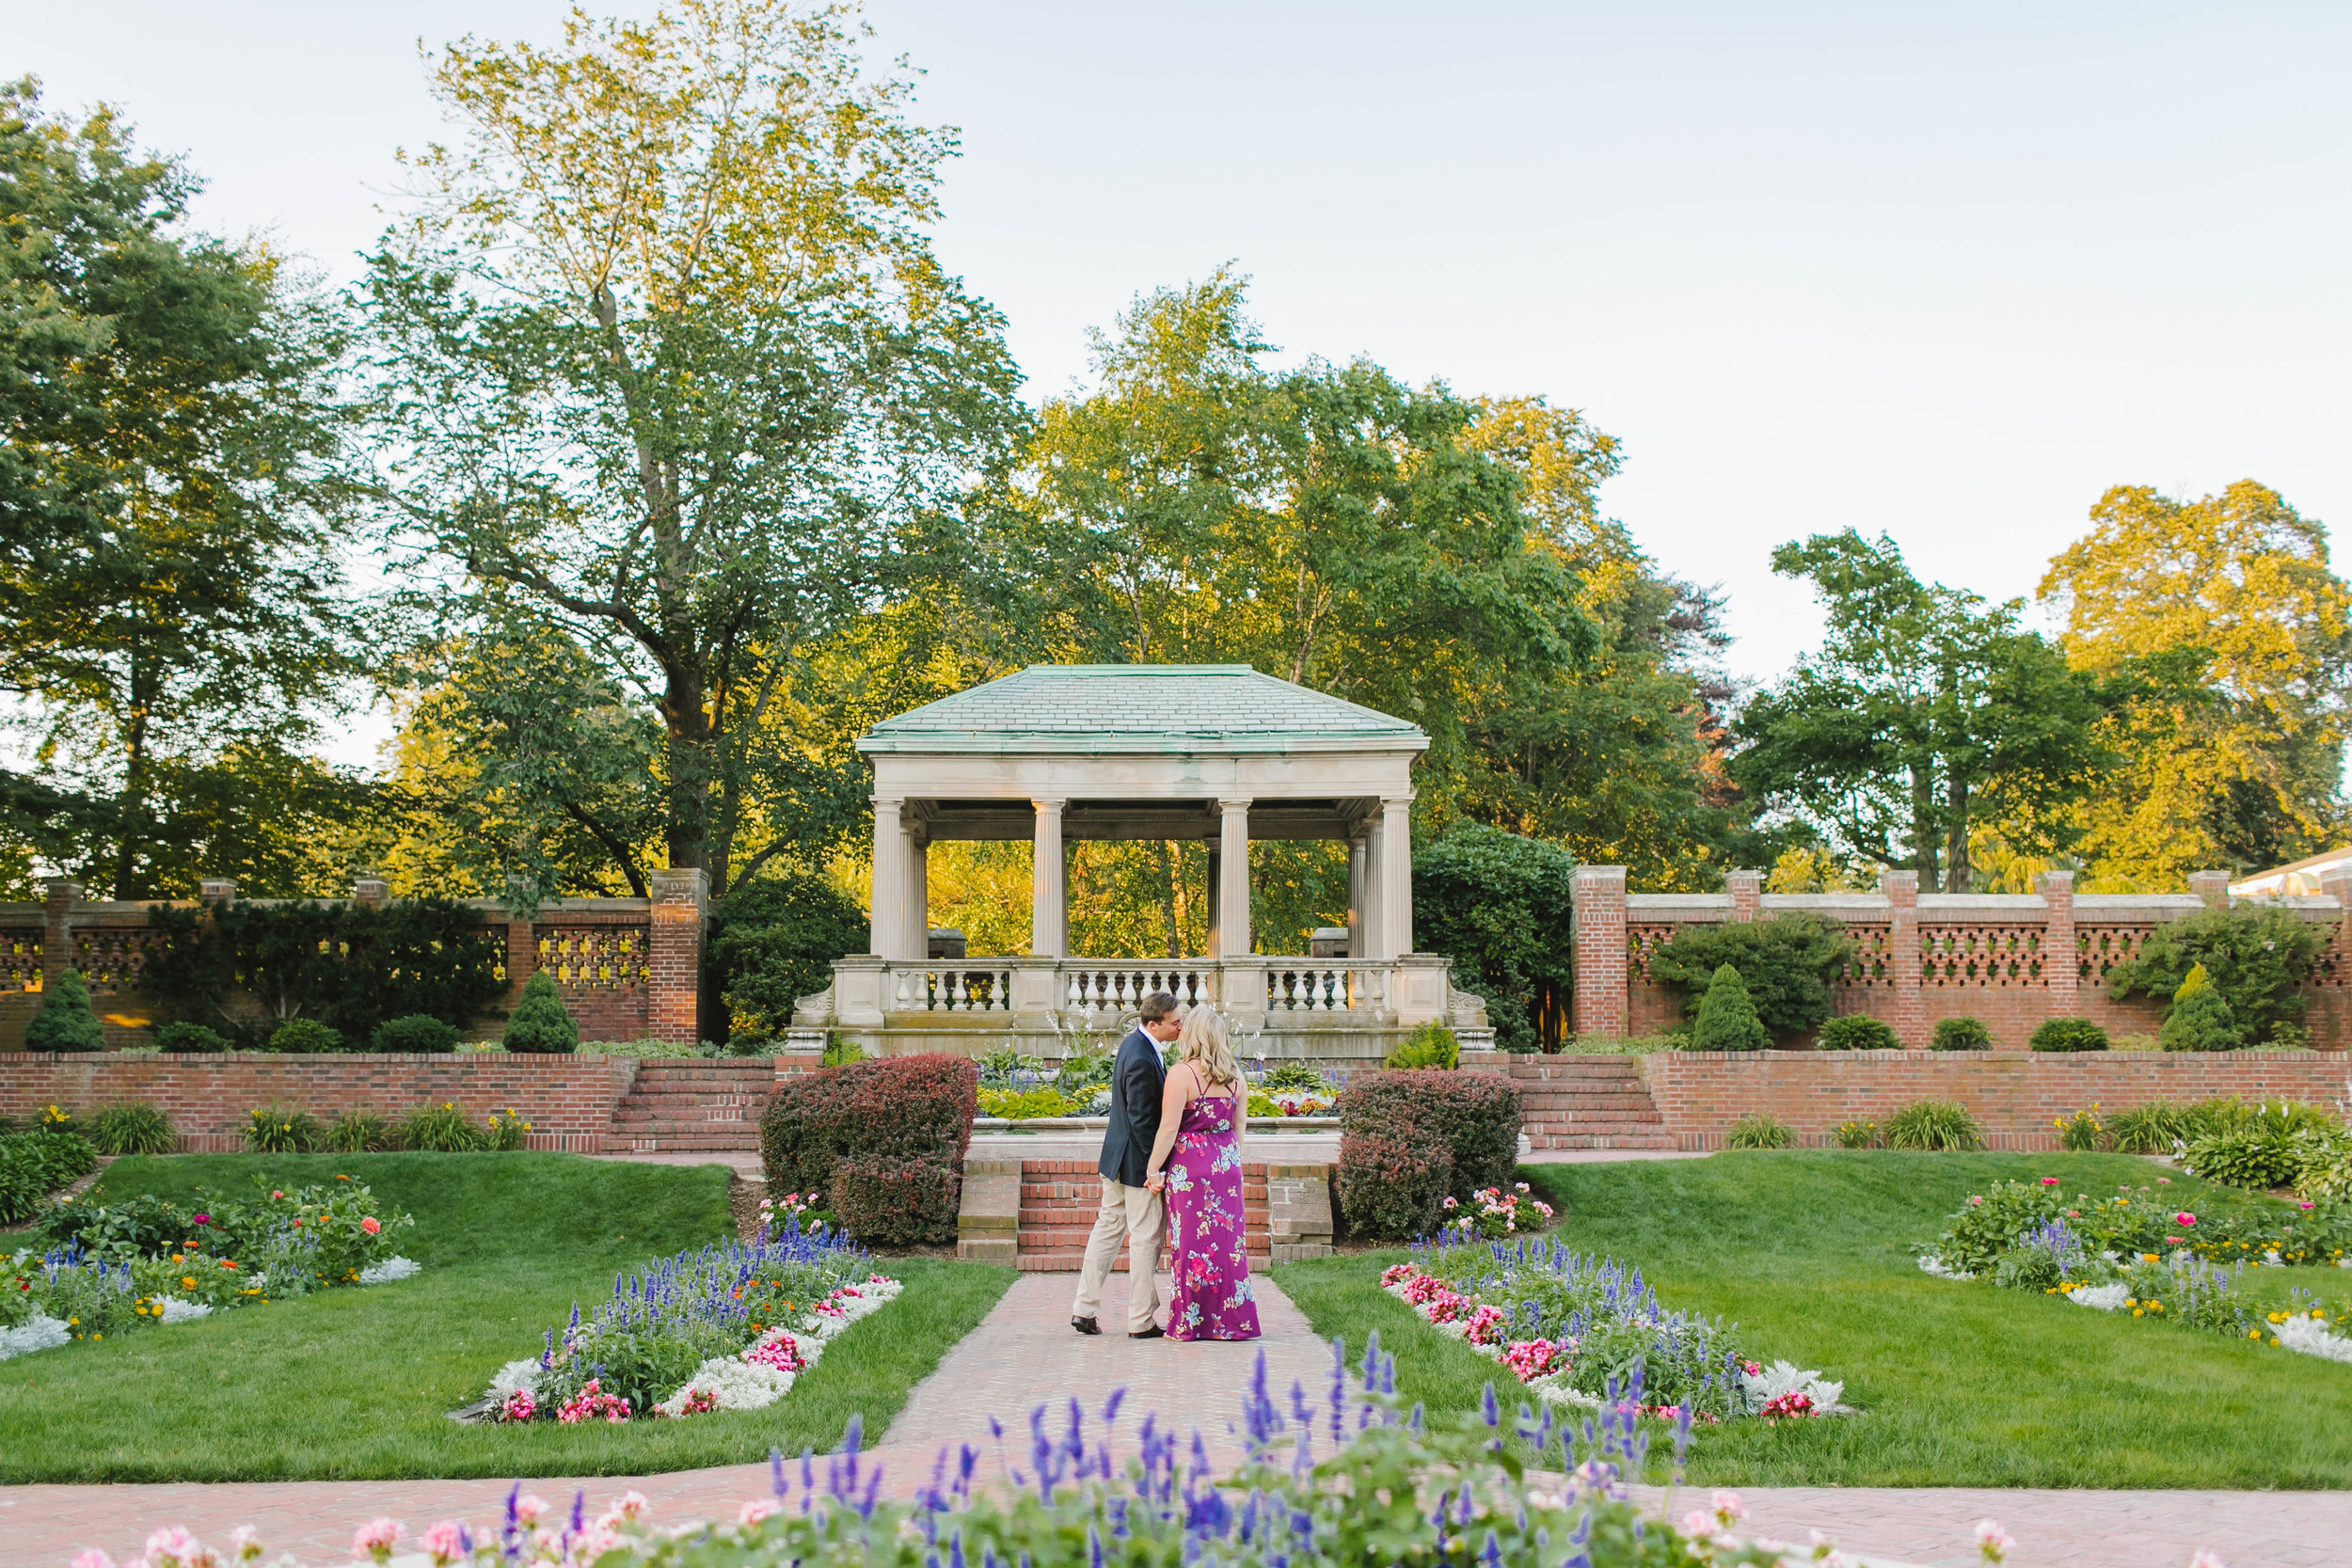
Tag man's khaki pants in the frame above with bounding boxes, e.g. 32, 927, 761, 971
1072, 1175, 1164, 1332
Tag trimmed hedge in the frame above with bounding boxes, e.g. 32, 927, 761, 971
1931, 1016, 1992, 1052
1335, 1069, 1521, 1241
1817, 1014, 1898, 1051
759, 1053, 978, 1245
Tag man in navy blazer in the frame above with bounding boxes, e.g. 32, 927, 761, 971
1072, 990, 1184, 1338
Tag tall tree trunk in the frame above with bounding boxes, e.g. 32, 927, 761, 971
1909, 762, 1939, 888
1943, 774, 1971, 893
660, 659, 711, 871
111, 649, 156, 899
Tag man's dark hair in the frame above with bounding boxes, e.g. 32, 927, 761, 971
1139, 990, 1182, 1023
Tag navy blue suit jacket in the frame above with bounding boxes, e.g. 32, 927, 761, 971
1097, 1026, 1167, 1187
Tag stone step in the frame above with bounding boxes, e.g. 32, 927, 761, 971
1526, 1132, 1678, 1150
599, 1133, 763, 1152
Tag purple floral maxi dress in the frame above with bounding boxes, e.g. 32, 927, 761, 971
1162, 1094, 1263, 1340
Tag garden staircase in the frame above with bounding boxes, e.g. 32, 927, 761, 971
1507, 1055, 1676, 1150
603, 1059, 771, 1153
1011, 1160, 1271, 1272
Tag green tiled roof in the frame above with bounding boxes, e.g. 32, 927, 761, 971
858, 665, 1428, 754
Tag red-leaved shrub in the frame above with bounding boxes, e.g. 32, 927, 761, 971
759, 1053, 977, 1244
830, 1153, 962, 1246
1335, 1069, 1521, 1241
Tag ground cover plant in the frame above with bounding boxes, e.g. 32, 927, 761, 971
1273, 1149, 2352, 1487
0, 1116, 99, 1226
0, 1153, 1011, 1481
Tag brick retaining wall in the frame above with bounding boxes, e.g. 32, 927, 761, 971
0, 1052, 644, 1152
1638, 1049, 2352, 1148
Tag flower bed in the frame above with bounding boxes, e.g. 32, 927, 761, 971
82, 1338, 2066, 1568
475, 1219, 898, 1424
2, 1179, 417, 1361
1917, 1175, 2352, 1368
1383, 1234, 1850, 1423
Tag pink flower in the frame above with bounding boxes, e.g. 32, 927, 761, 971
421, 1521, 469, 1565
1968, 1196, 1984, 1206
144, 1528, 206, 1568
228, 1527, 262, 1563
71, 1552, 115, 1568
2189, 1552, 2227, 1568
2175, 1212, 2197, 1227
739, 1498, 782, 1525
605, 1491, 651, 1522
270, 1191, 283, 1200
192, 1213, 209, 1225
1710, 1491, 1746, 1525
2040, 1177, 2059, 1186
2156, 1177, 2171, 1184
353, 1518, 402, 1564
1976, 1519, 2014, 1563
360, 1216, 381, 1235
513, 1494, 548, 1526
1679, 1509, 1720, 1541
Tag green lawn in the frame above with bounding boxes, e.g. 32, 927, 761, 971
1273, 1150, 2352, 1489
0, 1153, 1012, 1482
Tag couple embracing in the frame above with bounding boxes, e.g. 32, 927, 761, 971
1070, 991, 1263, 1342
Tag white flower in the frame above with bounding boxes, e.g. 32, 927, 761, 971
2067, 1284, 2129, 1311
358, 1257, 421, 1285
1916, 1255, 1975, 1281
2272, 1314, 2352, 1365
0, 1313, 71, 1363
154, 1297, 213, 1324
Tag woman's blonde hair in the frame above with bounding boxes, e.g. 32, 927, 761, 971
1175, 1006, 1241, 1093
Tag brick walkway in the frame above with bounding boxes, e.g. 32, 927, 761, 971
5, 1263, 2345, 1568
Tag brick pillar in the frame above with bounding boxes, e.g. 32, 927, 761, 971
649, 868, 709, 1044
1881, 868, 1923, 1048
2189, 870, 2232, 909
2038, 870, 2076, 1022
2322, 866, 2352, 947
1726, 869, 1761, 923
1570, 865, 1629, 1037
352, 878, 388, 908
505, 912, 539, 1008
41, 879, 81, 995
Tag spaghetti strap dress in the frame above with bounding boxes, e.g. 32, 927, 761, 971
1160, 1091, 1263, 1341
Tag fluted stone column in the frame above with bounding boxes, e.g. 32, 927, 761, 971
869, 795, 905, 958
1377, 794, 1413, 958
1031, 799, 1067, 959
1217, 799, 1252, 957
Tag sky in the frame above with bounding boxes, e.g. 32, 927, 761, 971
9, 0, 2349, 764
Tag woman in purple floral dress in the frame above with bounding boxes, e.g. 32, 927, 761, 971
1143, 1008, 1262, 1341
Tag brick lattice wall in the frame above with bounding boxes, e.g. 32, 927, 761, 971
0, 1052, 643, 1151
1640, 1050, 2352, 1148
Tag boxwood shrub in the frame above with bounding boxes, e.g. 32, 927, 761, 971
1816, 1014, 1897, 1051
1645, 914, 1855, 1038
2029, 1017, 2109, 1053
1931, 1016, 1992, 1052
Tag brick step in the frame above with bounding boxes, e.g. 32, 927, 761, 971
600, 1134, 762, 1152
1014, 1251, 1273, 1274
612, 1101, 761, 1117
1521, 1108, 1664, 1123
1517, 1093, 1661, 1110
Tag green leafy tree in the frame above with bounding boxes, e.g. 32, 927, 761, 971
2041, 482, 2351, 884
1411, 822, 1578, 1052
1735, 531, 2114, 891
24, 968, 106, 1052
358, 0, 1025, 897
1645, 914, 1855, 1037
710, 869, 870, 1047
0, 79, 359, 897
1690, 964, 1769, 1051
2107, 903, 2321, 1046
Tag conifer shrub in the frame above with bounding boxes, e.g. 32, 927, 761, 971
2161, 964, 2239, 1053
2108, 903, 2321, 1047
1689, 964, 1769, 1051
2029, 1017, 2109, 1053
1816, 1014, 1898, 1051
1931, 1016, 1993, 1052
502, 971, 580, 1053
24, 969, 107, 1052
